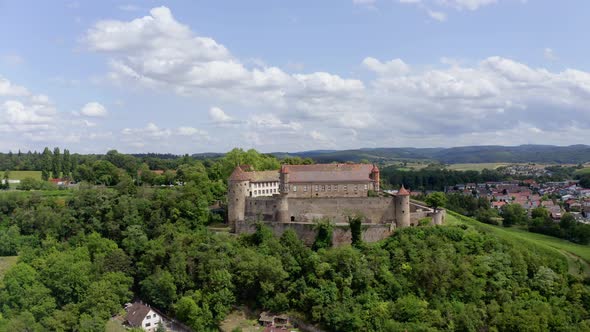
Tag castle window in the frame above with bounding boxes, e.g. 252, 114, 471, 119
327, 185, 331, 191
291, 216, 295, 221
315, 185, 319, 192
335, 185, 338, 191
293, 185, 297, 192
304, 185, 307, 192
344, 185, 347, 191
364, 184, 368, 190
355, 185, 358, 191
321, 185, 325, 191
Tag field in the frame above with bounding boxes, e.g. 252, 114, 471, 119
1, 170, 42, 180
447, 163, 508, 171
0, 256, 18, 285
575, 167, 590, 175
447, 211, 590, 278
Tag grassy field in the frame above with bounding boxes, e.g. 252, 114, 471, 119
0, 256, 18, 285
575, 167, 590, 175
447, 163, 509, 171
447, 211, 590, 278
1, 170, 42, 180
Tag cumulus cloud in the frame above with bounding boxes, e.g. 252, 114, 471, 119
79, 6, 590, 152
363, 57, 410, 76
84, 6, 367, 130
80, 102, 108, 117
0, 76, 30, 97
0, 75, 112, 151
120, 122, 210, 150
209, 107, 234, 123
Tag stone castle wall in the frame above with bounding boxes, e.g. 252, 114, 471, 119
245, 196, 396, 223
285, 197, 395, 223
235, 220, 392, 246
236, 194, 445, 246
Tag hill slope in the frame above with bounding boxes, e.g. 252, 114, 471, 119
447, 211, 590, 278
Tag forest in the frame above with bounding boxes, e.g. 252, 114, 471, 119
1, 149, 590, 331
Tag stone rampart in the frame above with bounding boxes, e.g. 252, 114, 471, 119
235, 220, 392, 246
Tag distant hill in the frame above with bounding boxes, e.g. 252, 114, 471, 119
271, 145, 590, 164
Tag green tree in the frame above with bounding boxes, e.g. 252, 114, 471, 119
41, 147, 53, 179
52, 147, 61, 178
348, 214, 363, 248
501, 204, 529, 227
531, 207, 550, 221
0, 263, 57, 321
313, 218, 334, 250
140, 270, 177, 310
62, 149, 71, 177
425, 192, 447, 212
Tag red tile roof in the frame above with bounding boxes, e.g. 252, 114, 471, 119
229, 165, 250, 181
397, 185, 410, 196
282, 163, 374, 183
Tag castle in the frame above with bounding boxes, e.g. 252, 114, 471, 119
228, 163, 445, 246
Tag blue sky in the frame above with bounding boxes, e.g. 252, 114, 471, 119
1, 0, 589, 153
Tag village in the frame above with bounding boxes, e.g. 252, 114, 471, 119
444, 179, 590, 223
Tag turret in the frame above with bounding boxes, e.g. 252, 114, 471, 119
370, 164, 380, 191
279, 165, 290, 194
394, 185, 411, 228
228, 166, 250, 232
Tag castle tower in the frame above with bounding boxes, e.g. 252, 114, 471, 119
276, 193, 290, 223
228, 166, 250, 232
370, 164, 380, 191
394, 185, 411, 228
279, 165, 290, 194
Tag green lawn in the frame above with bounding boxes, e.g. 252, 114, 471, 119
0, 256, 18, 285
447, 163, 508, 171
447, 211, 590, 278
1, 170, 42, 180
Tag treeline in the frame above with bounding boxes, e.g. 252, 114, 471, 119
2, 187, 590, 331
381, 166, 505, 191
0, 148, 314, 189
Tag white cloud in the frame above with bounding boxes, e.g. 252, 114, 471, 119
77, 6, 590, 152
178, 126, 208, 136
0, 75, 107, 151
85, 7, 366, 130
250, 113, 302, 131
363, 57, 411, 75
427, 10, 447, 21
209, 106, 233, 123
0, 76, 30, 97
80, 102, 108, 117
437, 0, 498, 11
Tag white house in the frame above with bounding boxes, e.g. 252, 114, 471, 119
125, 302, 164, 332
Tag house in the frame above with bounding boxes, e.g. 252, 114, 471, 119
125, 302, 164, 332
492, 201, 507, 209
259, 312, 291, 329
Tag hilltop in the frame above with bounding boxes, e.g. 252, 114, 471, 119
271, 144, 590, 164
